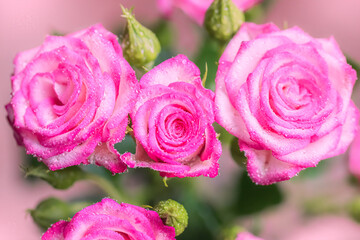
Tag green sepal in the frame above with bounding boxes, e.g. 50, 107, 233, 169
24, 163, 86, 189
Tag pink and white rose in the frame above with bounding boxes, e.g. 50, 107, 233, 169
157, 0, 262, 25
215, 23, 359, 185
6, 24, 139, 173
125, 55, 221, 178
42, 198, 176, 240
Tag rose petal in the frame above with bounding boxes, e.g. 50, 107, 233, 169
41, 221, 67, 240
140, 55, 202, 89
242, 144, 304, 185
220, 22, 280, 63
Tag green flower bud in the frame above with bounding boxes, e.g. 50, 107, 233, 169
204, 0, 244, 42
121, 6, 161, 68
24, 163, 86, 189
29, 197, 72, 229
348, 197, 360, 222
154, 199, 188, 236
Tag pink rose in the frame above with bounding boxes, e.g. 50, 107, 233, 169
215, 23, 359, 185
6, 24, 139, 173
236, 232, 264, 240
157, 0, 262, 25
42, 198, 176, 240
124, 55, 221, 178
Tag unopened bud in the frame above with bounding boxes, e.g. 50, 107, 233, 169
29, 197, 72, 229
154, 199, 188, 236
204, 0, 244, 42
121, 6, 161, 68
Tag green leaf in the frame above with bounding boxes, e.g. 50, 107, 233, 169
114, 134, 136, 154
231, 172, 283, 215
24, 163, 86, 189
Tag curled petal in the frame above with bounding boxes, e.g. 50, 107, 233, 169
242, 144, 304, 185
42, 221, 67, 240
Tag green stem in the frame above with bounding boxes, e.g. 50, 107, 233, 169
84, 173, 125, 202
217, 40, 227, 57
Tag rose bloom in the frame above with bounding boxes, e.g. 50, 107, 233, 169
236, 232, 264, 240
124, 55, 221, 178
42, 198, 176, 240
157, 0, 262, 25
6, 24, 139, 173
215, 23, 359, 185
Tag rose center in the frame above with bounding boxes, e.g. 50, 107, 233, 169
165, 115, 188, 140
53, 65, 77, 105
278, 77, 312, 110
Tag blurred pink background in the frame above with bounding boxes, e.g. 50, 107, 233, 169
1, 0, 360, 239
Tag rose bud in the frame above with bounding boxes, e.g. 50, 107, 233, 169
204, 0, 244, 42
29, 197, 72, 229
121, 6, 161, 68
154, 199, 188, 236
